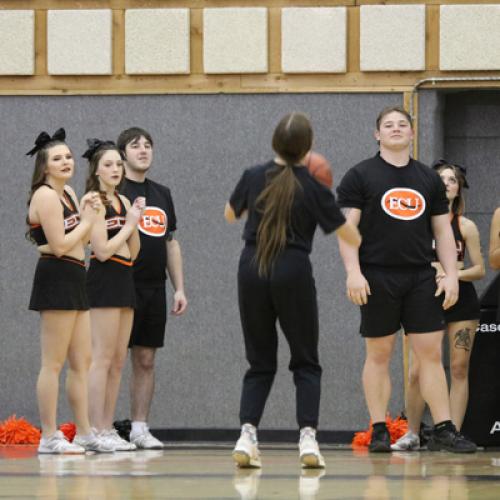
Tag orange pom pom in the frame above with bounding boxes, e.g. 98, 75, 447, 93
59, 422, 77, 442
0, 415, 41, 445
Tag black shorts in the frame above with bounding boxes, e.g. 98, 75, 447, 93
87, 256, 136, 308
29, 254, 89, 311
129, 287, 167, 348
444, 280, 480, 324
359, 265, 445, 338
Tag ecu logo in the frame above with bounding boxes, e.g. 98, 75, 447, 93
381, 188, 426, 221
139, 207, 167, 237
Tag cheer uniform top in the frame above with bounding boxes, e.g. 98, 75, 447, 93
86, 193, 135, 308
29, 186, 80, 246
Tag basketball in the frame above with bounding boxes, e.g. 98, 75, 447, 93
305, 151, 333, 189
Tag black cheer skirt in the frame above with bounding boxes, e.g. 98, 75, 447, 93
29, 254, 89, 311
86, 255, 136, 308
444, 280, 480, 323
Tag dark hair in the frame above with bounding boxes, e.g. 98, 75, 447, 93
433, 163, 466, 215
117, 127, 153, 155
26, 139, 69, 242
85, 144, 125, 203
255, 113, 312, 277
376, 106, 413, 130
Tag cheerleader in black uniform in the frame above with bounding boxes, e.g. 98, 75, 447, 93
393, 161, 485, 451
225, 113, 361, 468
83, 140, 144, 451
27, 129, 112, 454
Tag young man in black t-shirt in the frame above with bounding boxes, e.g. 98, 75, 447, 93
337, 107, 476, 453
118, 127, 188, 449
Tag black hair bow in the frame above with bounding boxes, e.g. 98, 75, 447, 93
431, 158, 469, 188
26, 128, 66, 156
82, 138, 116, 160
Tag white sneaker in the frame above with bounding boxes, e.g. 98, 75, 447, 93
391, 431, 420, 451
299, 427, 325, 469
232, 424, 261, 468
38, 430, 85, 455
73, 431, 114, 453
129, 427, 164, 450
104, 429, 137, 451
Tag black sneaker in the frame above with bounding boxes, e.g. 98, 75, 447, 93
427, 429, 477, 453
369, 428, 391, 453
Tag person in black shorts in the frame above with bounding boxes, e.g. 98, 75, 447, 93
337, 106, 476, 453
226, 113, 361, 468
118, 127, 188, 449
83, 139, 145, 452
392, 161, 485, 451
26, 129, 111, 454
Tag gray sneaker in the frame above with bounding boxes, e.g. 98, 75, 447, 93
38, 431, 85, 455
129, 427, 164, 450
73, 432, 114, 453
391, 431, 420, 451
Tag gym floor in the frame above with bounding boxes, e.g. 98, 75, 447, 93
1, 444, 500, 499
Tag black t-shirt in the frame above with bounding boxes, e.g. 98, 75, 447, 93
336, 153, 448, 268
229, 160, 345, 253
121, 177, 177, 287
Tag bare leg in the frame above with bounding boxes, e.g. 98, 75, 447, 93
405, 352, 426, 434
87, 308, 121, 431
37, 311, 77, 437
102, 308, 134, 429
362, 334, 398, 423
448, 320, 477, 430
130, 346, 157, 422
409, 331, 450, 424
66, 310, 92, 435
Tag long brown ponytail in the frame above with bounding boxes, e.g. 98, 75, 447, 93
255, 113, 313, 276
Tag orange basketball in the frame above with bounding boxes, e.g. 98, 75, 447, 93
305, 151, 333, 189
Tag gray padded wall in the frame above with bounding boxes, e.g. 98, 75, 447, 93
0, 93, 405, 432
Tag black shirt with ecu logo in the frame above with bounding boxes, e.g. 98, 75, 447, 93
121, 177, 177, 287
337, 153, 448, 268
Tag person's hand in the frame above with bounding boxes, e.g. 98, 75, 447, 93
80, 192, 102, 223
126, 196, 145, 226
435, 274, 458, 310
346, 270, 371, 305
431, 262, 446, 283
171, 290, 188, 316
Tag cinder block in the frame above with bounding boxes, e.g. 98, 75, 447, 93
48, 10, 112, 75
0, 10, 34, 75
440, 5, 500, 71
360, 5, 425, 72
204, 8, 268, 74
125, 9, 190, 75
282, 7, 346, 73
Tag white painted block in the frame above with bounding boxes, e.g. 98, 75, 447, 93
204, 8, 268, 74
0, 10, 34, 75
282, 7, 346, 73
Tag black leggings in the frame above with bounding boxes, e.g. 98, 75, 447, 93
237, 245, 322, 429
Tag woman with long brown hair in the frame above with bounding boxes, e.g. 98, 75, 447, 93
27, 129, 111, 453
225, 113, 361, 468
83, 139, 144, 451
392, 160, 485, 451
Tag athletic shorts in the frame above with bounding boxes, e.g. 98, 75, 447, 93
86, 256, 136, 308
29, 254, 89, 311
444, 280, 480, 324
128, 287, 167, 348
359, 265, 445, 338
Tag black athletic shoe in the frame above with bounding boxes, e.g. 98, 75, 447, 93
369, 428, 391, 453
427, 429, 477, 453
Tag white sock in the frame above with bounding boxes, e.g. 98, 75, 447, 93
131, 421, 148, 434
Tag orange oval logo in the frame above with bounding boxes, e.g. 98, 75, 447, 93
381, 188, 426, 220
138, 207, 167, 237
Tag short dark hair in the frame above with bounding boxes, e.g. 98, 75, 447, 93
376, 106, 413, 130
117, 127, 153, 154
